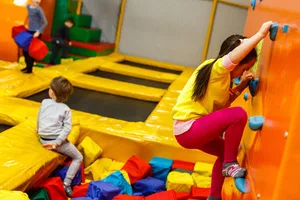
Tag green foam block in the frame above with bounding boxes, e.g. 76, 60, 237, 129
70, 27, 101, 42
27, 188, 49, 200
69, 13, 92, 27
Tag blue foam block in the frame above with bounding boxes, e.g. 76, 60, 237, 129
72, 198, 93, 200
53, 165, 82, 187
235, 178, 251, 193
149, 157, 173, 182
249, 78, 259, 96
87, 181, 122, 200
103, 170, 133, 195
14, 31, 33, 51
248, 116, 264, 131
133, 177, 165, 196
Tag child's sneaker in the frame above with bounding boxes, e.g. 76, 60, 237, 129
222, 162, 246, 178
63, 183, 73, 197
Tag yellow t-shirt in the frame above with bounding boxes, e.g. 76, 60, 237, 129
172, 57, 231, 120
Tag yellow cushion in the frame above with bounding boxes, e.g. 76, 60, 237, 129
0, 190, 30, 200
166, 171, 194, 192
67, 125, 80, 145
192, 172, 211, 188
108, 160, 125, 172
193, 162, 213, 177
84, 158, 112, 180
78, 136, 103, 167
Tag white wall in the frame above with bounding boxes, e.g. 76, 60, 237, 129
81, 0, 121, 43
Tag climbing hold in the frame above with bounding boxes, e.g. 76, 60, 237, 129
269, 22, 279, 41
249, 78, 259, 96
282, 24, 289, 33
248, 116, 264, 131
233, 77, 240, 85
235, 178, 251, 193
251, 0, 256, 10
244, 93, 249, 101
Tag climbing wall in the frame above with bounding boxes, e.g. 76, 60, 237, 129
222, 0, 300, 199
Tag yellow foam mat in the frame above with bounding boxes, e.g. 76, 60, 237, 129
0, 120, 64, 191
95, 59, 178, 83
70, 73, 165, 102
0, 190, 30, 200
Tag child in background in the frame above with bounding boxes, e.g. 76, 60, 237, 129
37, 76, 83, 197
21, 0, 48, 73
172, 21, 273, 200
49, 18, 74, 65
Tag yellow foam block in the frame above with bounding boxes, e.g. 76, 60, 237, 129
108, 160, 125, 172
78, 136, 103, 167
61, 58, 74, 64
70, 73, 165, 102
84, 158, 113, 180
67, 125, 80, 145
0, 190, 30, 200
166, 171, 195, 192
194, 162, 213, 177
192, 172, 211, 188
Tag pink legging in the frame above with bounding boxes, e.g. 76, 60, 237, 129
175, 107, 247, 198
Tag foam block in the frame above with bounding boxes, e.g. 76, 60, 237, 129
133, 177, 165, 196
103, 170, 133, 195
27, 188, 49, 200
0, 190, 30, 200
53, 165, 82, 187
14, 31, 33, 51
12, 25, 27, 38
173, 168, 193, 175
72, 198, 93, 200
109, 160, 125, 172
149, 157, 173, 182
85, 158, 113, 180
122, 156, 152, 184
36, 177, 67, 200
172, 160, 195, 171
72, 183, 89, 198
78, 136, 103, 167
87, 181, 122, 200
176, 192, 190, 200
113, 195, 145, 200
192, 173, 211, 188
29, 38, 49, 60
193, 162, 213, 177
67, 125, 81, 145
190, 186, 210, 199
63, 159, 85, 183
145, 190, 177, 200
166, 171, 194, 192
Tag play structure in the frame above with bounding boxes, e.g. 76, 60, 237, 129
0, 0, 300, 199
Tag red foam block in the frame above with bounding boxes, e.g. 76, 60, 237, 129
12, 25, 27, 38
35, 177, 67, 200
191, 186, 210, 199
176, 191, 190, 200
122, 155, 152, 184
172, 160, 195, 171
145, 190, 177, 200
29, 38, 49, 60
113, 195, 145, 200
72, 183, 90, 198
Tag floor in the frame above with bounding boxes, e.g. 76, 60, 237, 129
87, 70, 170, 89
26, 87, 157, 122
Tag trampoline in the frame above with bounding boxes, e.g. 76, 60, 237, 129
87, 70, 170, 89
26, 87, 157, 122
119, 60, 182, 75
0, 124, 12, 133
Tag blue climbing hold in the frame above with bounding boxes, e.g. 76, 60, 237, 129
235, 178, 251, 193
282, 24, 289, 33
269, 22, 279, 41
249, 78, 259, 96
251, 0, 256, 10
248, 116, 264, 131
244, 93, 249, 101
233, 77, 241, 85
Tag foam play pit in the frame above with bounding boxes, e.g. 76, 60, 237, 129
84, 158, 113, 180
190, 186, 210, 199
133, 177, 165, 196
172, 160, 195, 171
53, 165, 82, 187
109, 160, 125, 172
149, 157, 173, 182
72, 197, 93, 200
176, 192, 190, 200
78, 136, 103, 167
193, 162, 213, 177
166, 171, 195, 192
192, 173, 211, 188
87, 181, 122, 200
72, 183, 90, 198
145, 190, 177, 200
113, 195, 145, 200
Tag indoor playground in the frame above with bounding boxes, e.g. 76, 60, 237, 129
0, 0, 299, 200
